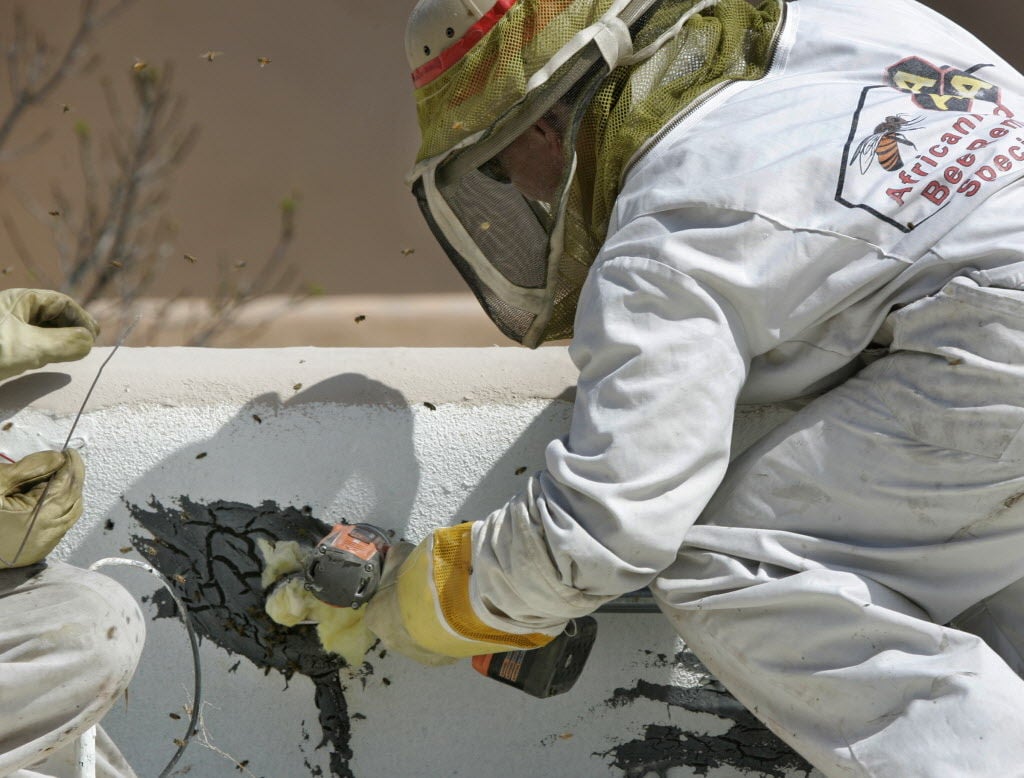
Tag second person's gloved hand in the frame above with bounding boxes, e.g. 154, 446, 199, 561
0, 449, 85, 568
0, 289, 100, 381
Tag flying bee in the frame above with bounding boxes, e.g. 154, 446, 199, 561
851, 114, 924, 174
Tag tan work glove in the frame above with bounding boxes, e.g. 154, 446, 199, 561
0, 289, 99, 381
0, 450, 85, 568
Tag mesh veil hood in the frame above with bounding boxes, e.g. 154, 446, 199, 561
410, 0, 783, 343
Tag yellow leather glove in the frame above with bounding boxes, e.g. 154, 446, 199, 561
361, 541, 457, 667
0, 450, 85, 568
363, 523, 555, 666
0, 289, 99, 381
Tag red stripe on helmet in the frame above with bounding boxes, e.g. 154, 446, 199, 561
411, 0, 518, 88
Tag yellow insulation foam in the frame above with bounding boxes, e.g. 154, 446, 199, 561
258, 538, 375, 665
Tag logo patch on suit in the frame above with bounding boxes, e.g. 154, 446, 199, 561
836, 56, 1024, 232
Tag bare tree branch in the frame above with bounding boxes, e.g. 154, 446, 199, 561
0, 0, 138, 154
1, 2, 306, 346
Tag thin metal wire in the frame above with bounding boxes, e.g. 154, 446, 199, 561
4, 317, 139, 567
88, 557, 203, 778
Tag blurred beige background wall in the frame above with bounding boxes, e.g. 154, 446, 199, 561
0, 0, 455, 296
0, 0, 1020, 345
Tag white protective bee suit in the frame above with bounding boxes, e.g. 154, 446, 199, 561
350, 0, 1024, 774
0, 290, 143, 778
0, 563, 143, 778
466, 3, 1024, 774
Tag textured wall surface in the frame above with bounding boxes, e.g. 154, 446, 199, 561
0, 347, 816, 778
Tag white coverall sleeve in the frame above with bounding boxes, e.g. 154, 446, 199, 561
470, 252, 751, 632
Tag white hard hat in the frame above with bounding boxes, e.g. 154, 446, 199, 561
405, 0, 494, 72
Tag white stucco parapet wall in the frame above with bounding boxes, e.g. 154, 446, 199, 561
0, 347, 819, 778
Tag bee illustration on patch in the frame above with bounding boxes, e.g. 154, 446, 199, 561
850, 114, 925, 173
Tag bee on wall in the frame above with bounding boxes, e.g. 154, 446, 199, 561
851, 114, 924, 174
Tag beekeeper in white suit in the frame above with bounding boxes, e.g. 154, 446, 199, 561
0, 289, 142, 778
269, 0, 1024, 774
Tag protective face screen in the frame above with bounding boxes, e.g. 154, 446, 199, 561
413, 131, 572, 347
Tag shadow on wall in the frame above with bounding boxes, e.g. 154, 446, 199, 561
0, 372, 74, 411
450, 385, 574, 523
122, 373, 419, 778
